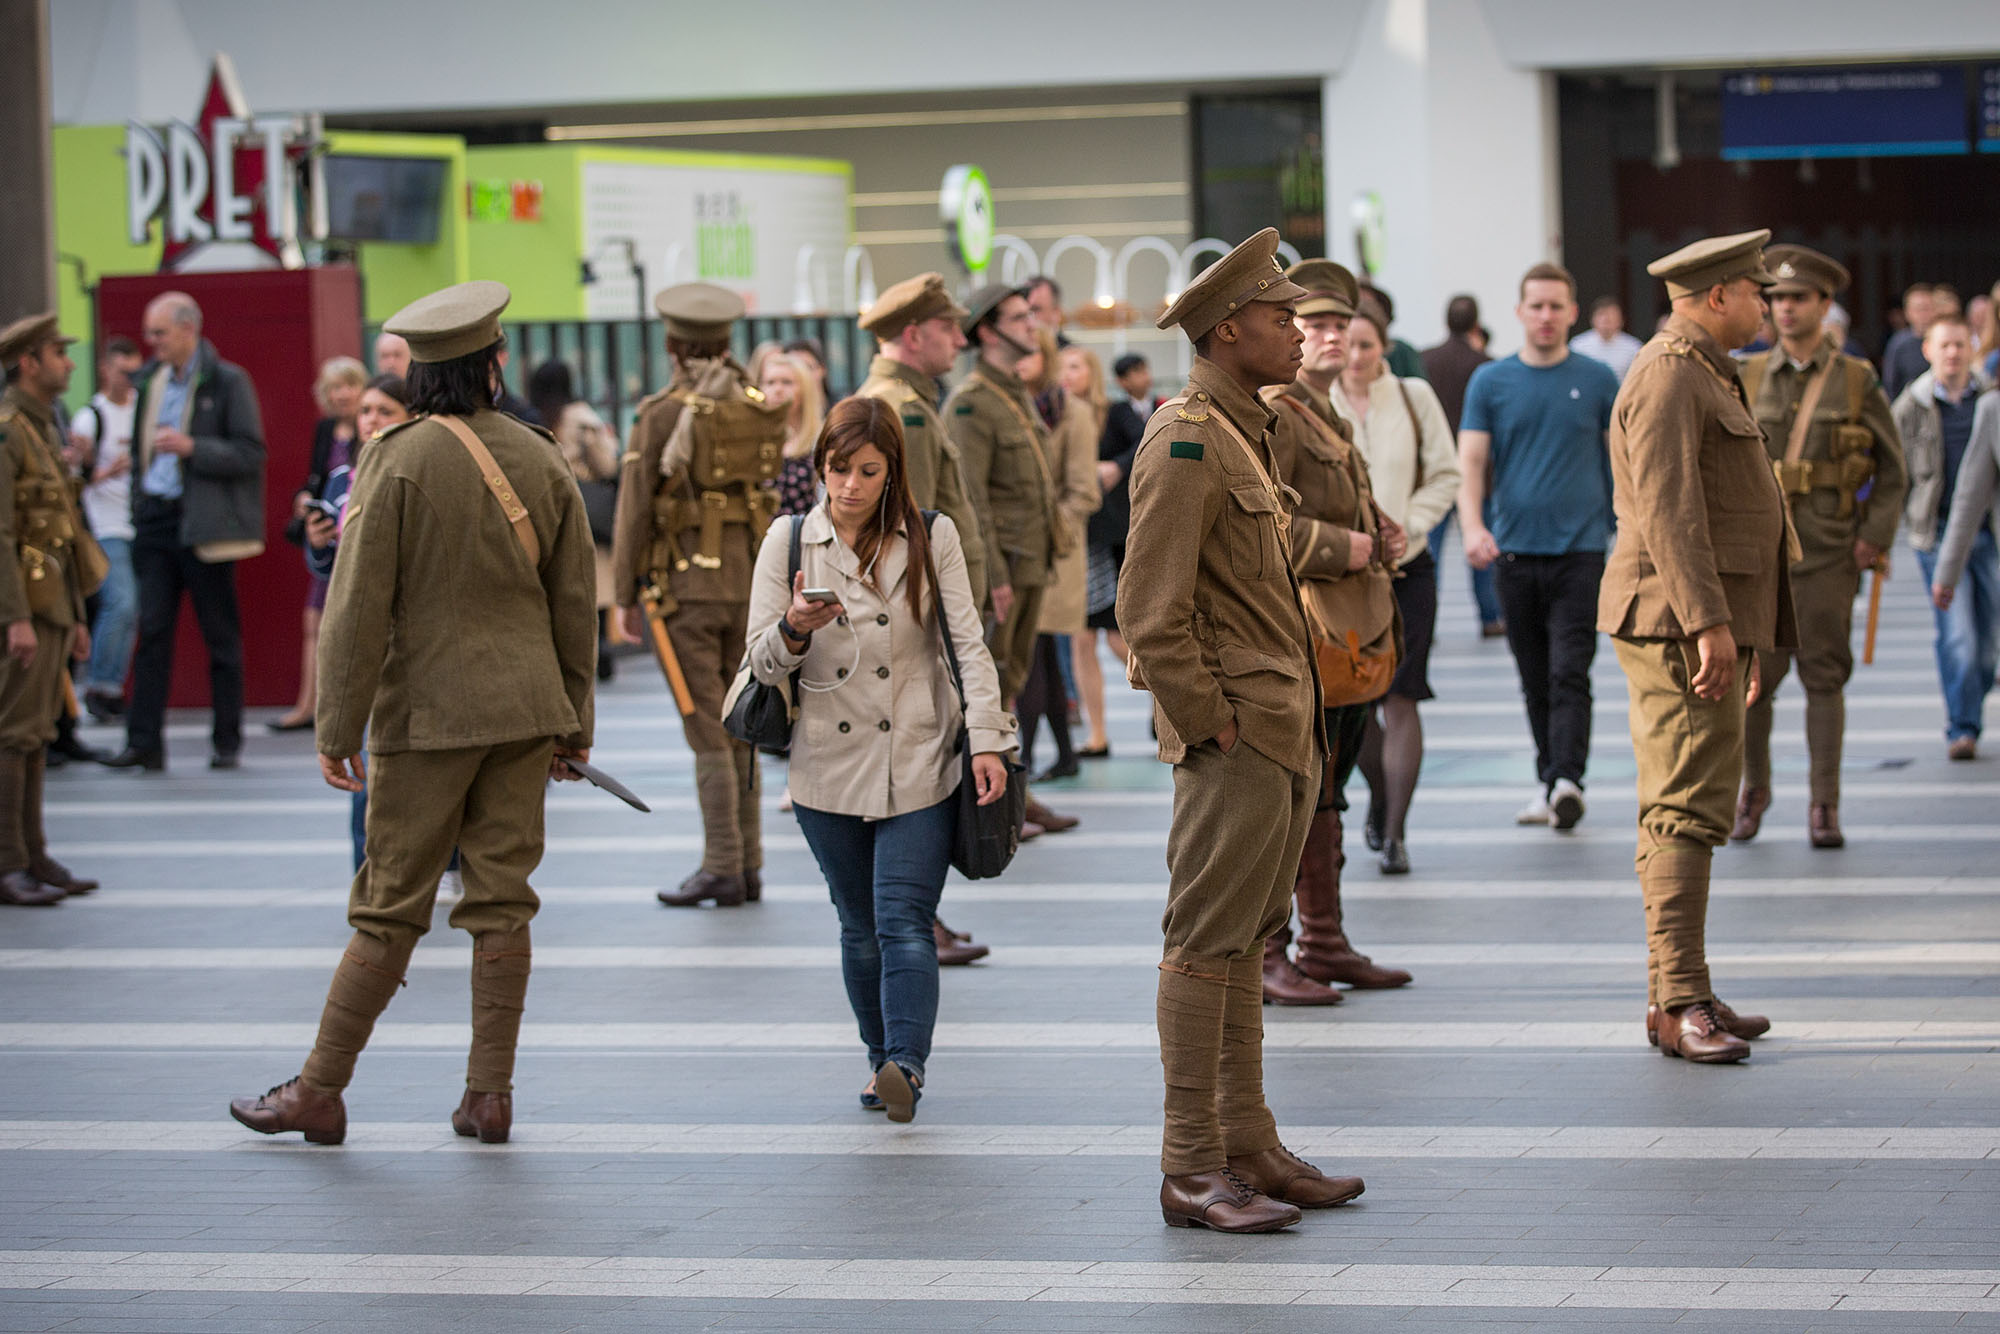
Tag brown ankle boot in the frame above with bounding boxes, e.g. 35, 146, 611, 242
1261, 935, 1342, 1005
1293, 809, 1412, 989
1809, 803, 1844, 848
1226, 1144, 1365, 1207
229, 1076, 347, 1143
468, 926, 532, 1098
1160, 1169, 1302, 1232
1657, 1001, 1751, 1063
451, 1089, 512, 1144
1730, 785, 1770, 842
934, 916, 990, 965
21, 751, 93, 894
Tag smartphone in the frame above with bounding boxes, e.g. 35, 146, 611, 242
801, 588, 838, 604
305, 499, 341, 522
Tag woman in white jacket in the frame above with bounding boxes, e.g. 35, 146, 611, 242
740, 397, 1016, 1122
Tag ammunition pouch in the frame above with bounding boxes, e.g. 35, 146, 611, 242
18, 543, 63, 620
648, 485, 780, 574
1772, 448, 1876, 520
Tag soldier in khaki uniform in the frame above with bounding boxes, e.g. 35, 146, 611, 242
1256, 261, 1412, 1006
855, 273, 994, 967
944, 285, 1056, 700
0, 314, 101, 907
1731, 246, 1907, 849
230, 281, 597, 1145
1600, 232, 1796, 1065
610, 285, 785, 908
1119, 228, 1362, 1233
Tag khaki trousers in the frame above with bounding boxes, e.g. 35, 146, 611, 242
1158, 738, 1317, 1176
1613, 637, 1748, 1012
347, 737, 556, 947
665, 598, 757, 874
988, 580, 1045, 702
1743, 562, 1860, 805
0, 619, 66, 752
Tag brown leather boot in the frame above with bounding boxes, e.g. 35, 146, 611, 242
657, 869, 747, 906
1809, 803, 1844, 849
21, 751, 94, 894
1656, 1000, 1751, 1063
1261, 935, 1342, 1005
1712, 998, 1770, 1040
1293, 810, 1412, 989
933, 917, 989, 966
1226, 1145, 1365, 1207
451, 1090, 512, 1144
229, 1076, 347, 1143
1023, 797, 1078, 832
1730, 785, 1770, 842
742, 869, 762, 902
0, 869, 62, 906
1160, 1169, 1302, 1232
0, 752, 58, 906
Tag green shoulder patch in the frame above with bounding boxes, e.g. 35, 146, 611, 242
954, 404, 974, 416
1169, 440, 1204, 461
901, 414, 925, 428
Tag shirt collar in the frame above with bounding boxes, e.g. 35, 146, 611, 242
1934, 376, 1975, 407
869, 353, 937, 403
1662, 314, 1745, 382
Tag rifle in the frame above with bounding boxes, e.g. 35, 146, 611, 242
640, 589, 696, 717
1862, 552, 1888, 666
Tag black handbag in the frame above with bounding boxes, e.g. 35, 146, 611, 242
722, 515, 804, 756
576, 477, 619, 546
924, 513, 1026, 880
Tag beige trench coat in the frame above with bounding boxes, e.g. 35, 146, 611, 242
1037, 395, 1105, 636
741, 505, 1016, 819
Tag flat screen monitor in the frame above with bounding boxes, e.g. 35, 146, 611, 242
322, 154, 446, 244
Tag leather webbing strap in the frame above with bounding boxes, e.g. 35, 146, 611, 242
436, 415, 540, 565
1783, 355, 1837, 466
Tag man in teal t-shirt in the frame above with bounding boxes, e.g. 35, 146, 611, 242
1457, 262, 1620, 832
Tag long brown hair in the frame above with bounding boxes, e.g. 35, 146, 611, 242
813, 396, 936, 624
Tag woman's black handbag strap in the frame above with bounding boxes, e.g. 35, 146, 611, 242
921, 511, 969, 712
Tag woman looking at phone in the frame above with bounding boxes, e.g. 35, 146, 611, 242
738, 396, 1016, 1122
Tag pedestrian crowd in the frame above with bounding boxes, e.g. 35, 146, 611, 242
3, 222, 1995, 1234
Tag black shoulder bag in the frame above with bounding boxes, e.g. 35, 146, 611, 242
722, 515, 805, 755
923, 512, 1027, 879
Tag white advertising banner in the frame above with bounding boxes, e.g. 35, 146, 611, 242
580, 152, 852, 319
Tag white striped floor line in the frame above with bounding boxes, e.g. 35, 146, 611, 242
68, 822, 2000, 857
51, 878, 2000, 907
0, 1251, 1991, 1311
2, 1019, 1991, 1051
5, 942, 1996, 970
0, 1121, 1993, 1160
43, 778, 1998, 819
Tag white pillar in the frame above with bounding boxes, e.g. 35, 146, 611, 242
1322, 0, 1559, 353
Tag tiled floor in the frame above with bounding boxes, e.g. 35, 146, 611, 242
3, 541, 1994, 1332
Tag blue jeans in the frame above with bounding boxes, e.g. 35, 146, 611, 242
1429, 511, 1503, 627
793, 796, 954, 1080
83, 535, 138, 696
1918, 529, 2000, 741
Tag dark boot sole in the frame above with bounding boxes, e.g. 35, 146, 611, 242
1290, 1182, 1366, 1208
228, 1105, 344, 1144
1162, 1208, 1299, 1232
1658, 1042, 1750, 1064
452, 1111, 509, 1144
1262, 990, 1343, 1006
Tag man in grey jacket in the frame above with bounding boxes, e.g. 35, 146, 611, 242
1892, 313, 1996, 760
102, 292, 266, 773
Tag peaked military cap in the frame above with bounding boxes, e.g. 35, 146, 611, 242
1287, 258, 1359, 319
0, 312, 77, 367
383, 280, 511, 363
960, 283, 1028, 335
860, 273, 970, 339
653, 283, 745, 342
1647, 230, 1778, 301
1763, 244, 1849, 299
1158, 228, 1309, 341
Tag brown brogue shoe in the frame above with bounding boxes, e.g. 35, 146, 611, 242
1712, 999, 1770, 1040
229, 1077, 346, 1143
1296, 947, 1411, 990
934, 917, 990, 966
1730, 785, 1770, 842
29, 859, 96, 896
1023, 799, 1078, 833
1160, 1169, 1302, 1232
1809, 803, 1844, 849
1657, 1002, 1751, 1064
0, 870, 63, 906
1226, 1145, 1365, 1208
451, 1090, 512, 1144
656, 870, 747, 907
1262, 940, 1342, 1006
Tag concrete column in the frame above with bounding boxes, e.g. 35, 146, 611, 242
0, 0, 55, 321
1321, 0, 1559, 353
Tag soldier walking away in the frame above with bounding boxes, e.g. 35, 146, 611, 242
0, 314, 103, 906
610, 285, 785, 908
1731, 245, 1907, 849
1599, 232, 1794, 1064
229, 281, 597, 1144
1257, 259, 1413, 1006
1120, 229, 1365, 1232
855, 273, 993, 966
945, 284, 1077, 838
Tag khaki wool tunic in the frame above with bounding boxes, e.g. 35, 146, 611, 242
853, 354, 988, 606
0, 390, 92, 752
943, 361, 1056, 594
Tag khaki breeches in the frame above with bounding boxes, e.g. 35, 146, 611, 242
1743, 562, 1860, 804
1158, 738, 1318, 1176
347, 737, 556, 947
1612, 636, 1748, 860
989, 580, 1045, 703
0, 619, 67, 753
665, 598, 749, 754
